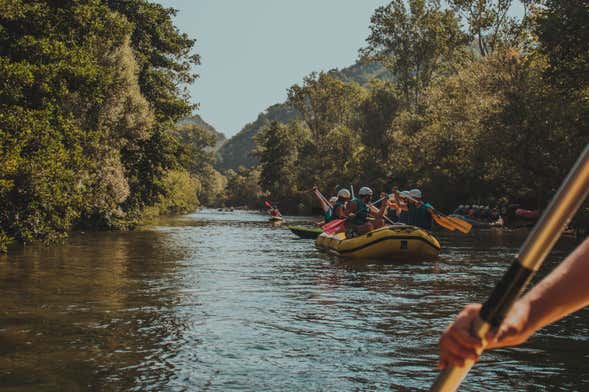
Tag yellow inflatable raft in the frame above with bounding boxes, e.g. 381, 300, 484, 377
315, 225, 440, 260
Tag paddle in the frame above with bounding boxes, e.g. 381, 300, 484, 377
313, 188, 334, 210
399, 193, 472, 234
322, 218, 345, 235
431, 144, 589, 391
432, 214, 456, 231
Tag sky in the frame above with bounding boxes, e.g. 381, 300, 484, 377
156, 0, 389, 137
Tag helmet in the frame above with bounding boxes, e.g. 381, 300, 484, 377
358, 186, 373, 196
409, 189, 422, 199
337, 188, 351, 199
400, 190, 411, 198
329, 196, 338, 205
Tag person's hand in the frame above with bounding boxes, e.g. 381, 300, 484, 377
438, 300, 533, 369
487, 299, 532, 349
438, 304, 484, 369
313, 185, 318, 191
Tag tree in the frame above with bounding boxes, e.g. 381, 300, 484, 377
356, 79, 402, 164
175, 123, 216, 175
361, 0, 468, 106
0, 0, 205, 250
287, 72, 366, 141
535, 0, 589, 91
448, 0, 532, 56
223, 167, 263, 208
254, 121, 308, 199
106, 0, 200, 123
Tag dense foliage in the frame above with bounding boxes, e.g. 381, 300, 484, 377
0, 0, 210, 252
248, 0, 589, 216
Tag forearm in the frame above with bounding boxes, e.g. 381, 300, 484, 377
314, 190, 329, 212
521, 238, 589, 335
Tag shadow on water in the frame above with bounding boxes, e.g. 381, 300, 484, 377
0, 209, 587, 391
0, 231, 189, 391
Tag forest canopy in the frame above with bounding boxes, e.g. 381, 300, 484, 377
0, 0, 215, 251
244, 0, 589, 216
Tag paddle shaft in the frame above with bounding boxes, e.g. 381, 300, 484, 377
431, 144, 589, 392
314, 189, 334, 210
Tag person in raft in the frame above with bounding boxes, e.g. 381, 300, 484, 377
405, 188, 434, 230
345, 186, 387, 236
331, 189, 350, 221
438, 238, 589, 369
312, 187, 350, 225
385, 187, 409, 223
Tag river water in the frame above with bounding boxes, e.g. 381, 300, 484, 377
0, 209, 587, 391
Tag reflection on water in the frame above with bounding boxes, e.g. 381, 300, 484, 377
0, 209, 587, 391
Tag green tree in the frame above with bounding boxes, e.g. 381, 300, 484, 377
254, 121, 308, 199
535, 0, 589, 91
0, 0, 205, 251
175, 123, 216, 174
361, 0, 468, 106
223, 167, 263, 208
448, 0, 532, 56
287, 72, 366, 141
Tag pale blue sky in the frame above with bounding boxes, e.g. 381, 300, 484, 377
156, 0, 389, 137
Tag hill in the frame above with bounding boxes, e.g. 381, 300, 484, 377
178, 114, 226, 151
215, 61, 391, 171
215, 103, 299, 171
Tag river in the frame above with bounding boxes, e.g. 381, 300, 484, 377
0, 209, 587, 391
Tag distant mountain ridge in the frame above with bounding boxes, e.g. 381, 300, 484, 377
178, 114, 226, 151
215, 61, 392, 171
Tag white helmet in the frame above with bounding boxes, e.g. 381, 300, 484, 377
400, 190, 411, 198
358, 186, 373, 196
337, 188, 351, 199
409, 188, 422, 199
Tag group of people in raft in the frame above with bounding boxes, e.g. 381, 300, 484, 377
313, 185, 433, 236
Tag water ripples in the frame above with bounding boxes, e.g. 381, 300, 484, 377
0, 209, 587, 391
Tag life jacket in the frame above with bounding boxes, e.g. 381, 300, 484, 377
408, 202, 433, 230
349, 197, 369, 225
331, 200, 345, 220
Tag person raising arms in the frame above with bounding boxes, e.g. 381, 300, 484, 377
345, 187, 387, 236
331, 189, 350, 222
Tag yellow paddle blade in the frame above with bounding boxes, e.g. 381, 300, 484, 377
432, 214, 456, 231
447, 215, 472, 234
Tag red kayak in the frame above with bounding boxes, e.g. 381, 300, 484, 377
515, 208, 541, 220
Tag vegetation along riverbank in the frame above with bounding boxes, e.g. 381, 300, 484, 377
1, 0, 588, 254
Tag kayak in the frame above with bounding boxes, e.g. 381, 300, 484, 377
515, 208, 540, 220
288, 225, 322, 239
315, 225, 440, 260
